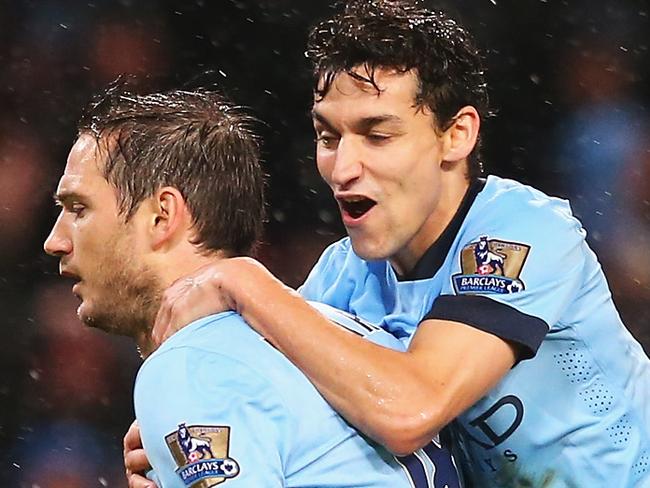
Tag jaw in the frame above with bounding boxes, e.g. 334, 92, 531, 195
75, 270, 161, 341
346, 206, 442, 275
346, 219, 396, 262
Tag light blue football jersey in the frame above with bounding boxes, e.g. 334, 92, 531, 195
300, 175, 650, 487
134, 302, 450, 488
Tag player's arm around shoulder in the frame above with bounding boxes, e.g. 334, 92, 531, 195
204, 259, 515, 456
398, 317, 517, 451
134, 344, 289, 487
148, 257, 515, 456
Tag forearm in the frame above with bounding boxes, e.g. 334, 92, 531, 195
222, 259, 449, 453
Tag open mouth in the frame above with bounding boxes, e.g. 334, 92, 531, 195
339, 196, 377, 220
61, 268, 82, 298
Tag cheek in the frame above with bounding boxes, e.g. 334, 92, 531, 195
411, 163, 441, 198
405, 140, 442, 179
392, 158, 442, 212
74, 225, 98, 254
74, 221, 116, 265
380, 137, 438, 175
316, 150, 335, 184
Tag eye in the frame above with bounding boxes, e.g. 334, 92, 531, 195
70, 203, 86, 218
366, 133, 392, 145
316, 132, 340, 149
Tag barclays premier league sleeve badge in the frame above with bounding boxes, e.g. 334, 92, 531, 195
452, 235, 530, 295
166, 423, 240, 487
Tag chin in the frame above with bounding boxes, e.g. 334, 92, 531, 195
78, 306, 99, 329
77, 302, 108, 332
348, 237, 392, 262
77, 302, 90, 323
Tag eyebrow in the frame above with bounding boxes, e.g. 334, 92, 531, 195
311, 110, 403, 133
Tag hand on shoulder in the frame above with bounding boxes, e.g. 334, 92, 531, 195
152, 257, 269, 345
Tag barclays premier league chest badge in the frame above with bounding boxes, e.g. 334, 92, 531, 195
452, 235, 530, 294
166, 423, 240, 487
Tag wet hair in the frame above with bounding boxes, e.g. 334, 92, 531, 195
78, 79, 265, 256
307, 0, 489, 178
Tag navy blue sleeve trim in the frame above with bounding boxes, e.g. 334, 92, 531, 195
424, 295, 549, 360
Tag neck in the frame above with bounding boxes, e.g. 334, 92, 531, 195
157, 248, 230, 292
138, 249, 231, 358
390, 174, 470, 275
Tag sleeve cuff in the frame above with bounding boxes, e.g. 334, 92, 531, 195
425, 295, 549, 360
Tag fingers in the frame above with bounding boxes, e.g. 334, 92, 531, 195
124, 420, 152, 478
152, 264, 232, 345
152, 289, 173, 346
153, 275, 197, 344
123, 420, 142, 451
126, 470, 158, 488
125, 446, 152, 474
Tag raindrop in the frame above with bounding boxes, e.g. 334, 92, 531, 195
319, 210, 336, 224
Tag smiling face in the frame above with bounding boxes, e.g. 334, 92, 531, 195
44, 133, 160, 339
313, 67, 471, 274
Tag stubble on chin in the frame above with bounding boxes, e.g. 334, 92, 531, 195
81, 256, 162, 346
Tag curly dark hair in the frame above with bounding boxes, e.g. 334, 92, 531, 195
306, 0, 489, 178
78, 79, 265, 256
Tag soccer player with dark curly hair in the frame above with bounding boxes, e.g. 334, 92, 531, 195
125, 1, 650, 486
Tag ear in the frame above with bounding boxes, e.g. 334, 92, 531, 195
441, 105, 480, 163
148, 187, 189, 251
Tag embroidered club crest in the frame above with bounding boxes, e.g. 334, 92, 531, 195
452, 236, 530, 294
166, 423, 240, 487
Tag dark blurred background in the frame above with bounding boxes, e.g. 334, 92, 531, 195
0, 0, 648, 485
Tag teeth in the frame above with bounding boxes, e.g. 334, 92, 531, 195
343, 196, 366, 202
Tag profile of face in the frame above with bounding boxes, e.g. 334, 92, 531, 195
44, 133, 161, 339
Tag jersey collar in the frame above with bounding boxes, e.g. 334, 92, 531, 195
396, 178, 486, 282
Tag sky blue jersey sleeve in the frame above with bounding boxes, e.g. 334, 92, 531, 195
134, 346, 289, 488
429, 181, 589, 357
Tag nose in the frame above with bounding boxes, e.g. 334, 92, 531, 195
328, 137, 363, 190
44, 212, 72, 257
